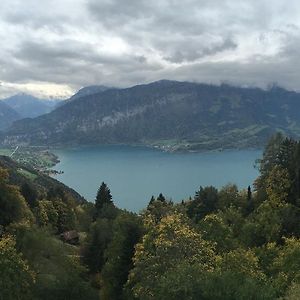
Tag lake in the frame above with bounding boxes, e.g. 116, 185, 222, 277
52, 145, 262, 212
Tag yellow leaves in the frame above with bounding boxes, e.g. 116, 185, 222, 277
36, 200, 58, 227
0, 235, 36, 299
0, 167, 34, 228
268, 237, 300, 292
0, 167, 9, 183
128, 212, 219, 299
222, 248, 266, 281
266, 166, 291, 203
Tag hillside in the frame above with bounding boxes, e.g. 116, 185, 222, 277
0, 155, 85, 203
3, 135, 300, 299
3, 80, 300, 150
0, 101, 21, 130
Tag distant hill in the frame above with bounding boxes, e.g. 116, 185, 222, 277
0, 101, 21, 130
3, 94, 61, 118
0, 155, 85, 203
3, 80, 300, 151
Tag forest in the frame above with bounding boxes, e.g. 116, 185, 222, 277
2, 133, 300, 299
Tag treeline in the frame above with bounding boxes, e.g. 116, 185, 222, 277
2, 133, 300, 299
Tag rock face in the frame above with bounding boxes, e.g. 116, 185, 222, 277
3, 80, 300, 150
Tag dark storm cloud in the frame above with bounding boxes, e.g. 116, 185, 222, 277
0, 37, 161, 88
163, 37, 237, 63
1, 0, 300, 98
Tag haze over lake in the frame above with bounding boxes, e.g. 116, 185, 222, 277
52, 146, 261, 212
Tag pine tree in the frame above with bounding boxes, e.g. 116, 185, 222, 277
147, 196, 155, 209
157, 193, 166, 202
21, 182, 38, 208
94, 182, 113, 219
246, 185, 254, 214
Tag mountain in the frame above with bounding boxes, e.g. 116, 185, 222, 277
56, 85, 115, 108
70, 85, 113, 101
3, 80, 300, 151
3, 94, 60, 118
0, 101, 21, 130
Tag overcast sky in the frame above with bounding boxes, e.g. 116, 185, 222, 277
1, 0, 300, 99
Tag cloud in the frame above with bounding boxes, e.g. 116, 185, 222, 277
0, 0, 300, 98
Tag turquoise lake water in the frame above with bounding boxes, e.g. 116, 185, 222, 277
52, 146, 262, 212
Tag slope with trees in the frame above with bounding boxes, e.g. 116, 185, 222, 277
4, 81, 300, 151
3, 134, 300, 298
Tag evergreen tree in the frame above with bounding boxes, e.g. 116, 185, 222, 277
100, 212, 144, 300
147, 196, 156, 209
21, 182, 38, 208
187, 186, 218, 221
83, 218, 113, 273
157, 193, 166, 202
246, 185, 254, 214
94, 182, 113, 220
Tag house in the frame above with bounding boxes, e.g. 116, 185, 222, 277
60, 230, 79, 245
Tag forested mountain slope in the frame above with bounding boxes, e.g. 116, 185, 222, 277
4, 81, 300, 150
0, 155, 85, 203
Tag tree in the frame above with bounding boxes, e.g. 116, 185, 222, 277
157, 193, 166, 202
217, 184, 241, 210
144, 196, 173, 226
246, 185, 254, 214
53, 199, 76, 233
0, 168, 33, 227
147, 196, 155, 208
83, 218, 113, 273
249, 166, 293, 244
100, 212, 144, 300
20, 182, 38, 208
199, 214, 238, 253
256, 132, 285, 177
255, 134, 299, 205
187, 186, 218, 221
265, 166, 291, 203
13, 226, 98, 300
272, 238, 300, 293
0, 235, 35, 300
283, 282, 300, 300
35, 200, 58, 228
94, 182, 114, 219
127, 212, 217, 299
200, 248, 276, 300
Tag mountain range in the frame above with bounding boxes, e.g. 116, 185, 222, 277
3, 94, 60, 118
0, 93, 62, 130
0, 101, 21, 130
2, 80, 300, 151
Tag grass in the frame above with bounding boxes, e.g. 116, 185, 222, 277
0, 147, 59, 171
17, 168, 38, 181
0, 148, 13, 156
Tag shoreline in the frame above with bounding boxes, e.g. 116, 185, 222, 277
46, 141, 263, 154
1, 143, 263, 177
